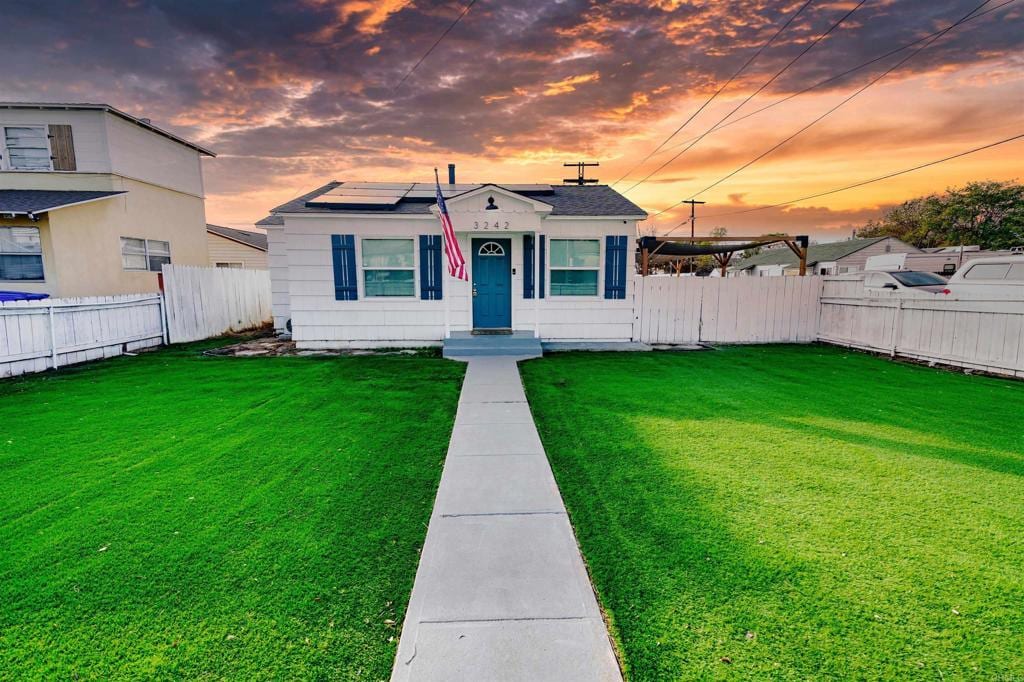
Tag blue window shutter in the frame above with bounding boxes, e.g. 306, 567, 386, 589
331, 234, 357, 300
419, 235, 443, 300
538, 235, 546, 299
604, 235, 628, 299
523, 234, 535, 299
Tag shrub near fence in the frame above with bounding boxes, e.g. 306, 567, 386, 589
0, 295, 165, 378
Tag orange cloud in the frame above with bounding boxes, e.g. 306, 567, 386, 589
542, 72, 601, 96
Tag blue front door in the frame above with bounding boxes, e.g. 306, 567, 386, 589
472, 238, 512, 329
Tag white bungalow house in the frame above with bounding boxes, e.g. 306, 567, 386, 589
257, 174, 646, 352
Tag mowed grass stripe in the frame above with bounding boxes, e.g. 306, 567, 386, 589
0, 345, 464, 680
521, 345, 1024, 681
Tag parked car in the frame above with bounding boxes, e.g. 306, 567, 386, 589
860, 270, 950, 294
945, 256, 1024, 297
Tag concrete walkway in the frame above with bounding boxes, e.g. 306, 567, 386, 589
391, 356, 621, 681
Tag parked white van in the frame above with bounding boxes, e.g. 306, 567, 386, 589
945, 256, 1024, 297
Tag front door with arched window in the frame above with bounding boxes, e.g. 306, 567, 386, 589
471, 238, 512, 329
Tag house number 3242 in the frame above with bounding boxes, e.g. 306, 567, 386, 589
473, 220, 511, 230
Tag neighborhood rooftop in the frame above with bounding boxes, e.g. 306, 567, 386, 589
205, 224, 267, 251
736, 236, 889, 269
0, 102, 216, 156
257, 181, 647, 225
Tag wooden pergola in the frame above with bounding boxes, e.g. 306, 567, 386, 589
638, 234, 810, 277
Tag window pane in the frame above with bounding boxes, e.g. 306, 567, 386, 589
550, 269, 598, 296
147, 239, 171, 257
121, 237, 147, 270
4, 127, 50, 170
362, 239, 414, 268
963, 263, 1010, 280
0, 227, 41, 254
216, 262, 243, 269
550, 239, 600, 268
364, 269, 415, 297
0, 254, 44, 280
148, 255, 171, 272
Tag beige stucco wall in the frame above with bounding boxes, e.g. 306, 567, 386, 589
38, 178, 208, 297
207, 232, 268, 269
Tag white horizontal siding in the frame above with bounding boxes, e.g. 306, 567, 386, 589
280, 214, 639, 347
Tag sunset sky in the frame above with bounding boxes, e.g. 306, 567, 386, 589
3, 0, 1022, 240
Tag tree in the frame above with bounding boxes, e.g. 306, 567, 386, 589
857, 181, 1024, 249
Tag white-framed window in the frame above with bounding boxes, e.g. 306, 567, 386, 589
121, 237, 171, 272
0, 226, 44, 281
362, 238, 415, 297
215, 261, 244, 269
1, 125, 51, 170
550, 239, 600, 296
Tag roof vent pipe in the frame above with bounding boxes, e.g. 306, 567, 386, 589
448, 163, 456, 185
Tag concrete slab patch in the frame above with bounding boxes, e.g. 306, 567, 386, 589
455, 401, 534, 425
433, 454, 564, 516
396, 619, 621, 682
415, 514, 599, 622
448, 423, 543, 456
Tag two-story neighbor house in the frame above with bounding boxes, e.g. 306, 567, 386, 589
0, 102, 215, 297
257, 175, 646, 349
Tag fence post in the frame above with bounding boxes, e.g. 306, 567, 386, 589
158, 293, 170, 345
48, 303, 59, 370
891, 297, 904, 358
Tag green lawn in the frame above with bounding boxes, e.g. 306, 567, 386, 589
521, 345, 1024, 681
0, 343, 464, 680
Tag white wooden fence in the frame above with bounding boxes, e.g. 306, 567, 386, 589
633, 275, 822, 344
162, 264, 272, 343
818, 278, 1024, 378
0, 294, 165, 378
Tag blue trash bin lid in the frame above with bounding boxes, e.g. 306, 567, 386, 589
0, 290, 50, 302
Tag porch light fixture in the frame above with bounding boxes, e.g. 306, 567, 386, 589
485, 196, 498, 210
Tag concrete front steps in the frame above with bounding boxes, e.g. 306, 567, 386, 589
442, 331, 543, 359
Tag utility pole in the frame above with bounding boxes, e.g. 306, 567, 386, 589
682, 199, 705, 274
563, 162, 600, 185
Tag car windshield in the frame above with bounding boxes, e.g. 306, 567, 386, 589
891, 271, 947, 287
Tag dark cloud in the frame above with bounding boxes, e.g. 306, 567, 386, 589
1, 0, 1020, 228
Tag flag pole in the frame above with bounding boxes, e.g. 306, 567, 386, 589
436, 167, 451, 338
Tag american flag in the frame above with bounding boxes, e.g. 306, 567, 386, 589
435, 172, 468, 281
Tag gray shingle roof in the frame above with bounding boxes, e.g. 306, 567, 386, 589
257, 182, 646, 224
206, 224, 268, 251
0, 189, 126, 215
735, 237, 889, 269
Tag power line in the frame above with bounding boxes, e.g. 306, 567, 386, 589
684, 0, 995, 202
611, 0, 814, 187
693, 132, 1024, 220
620, 0, 868, 196
393, 0, 478, 91
648, 0, 1015, 163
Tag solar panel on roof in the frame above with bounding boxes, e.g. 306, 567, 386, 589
308, 195, 401, 207
409, 183, 480, 191
504, 184, 553, 192
324, 187, 406, 197
338, 182, 414, 191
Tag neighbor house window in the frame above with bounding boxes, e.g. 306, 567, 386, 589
0, 226, 44, 281
550, 239, 600, 296
362, 238, 415, 296
2, 126, 51, 170
215, 261, 244, 269
121, 237, 171, 272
